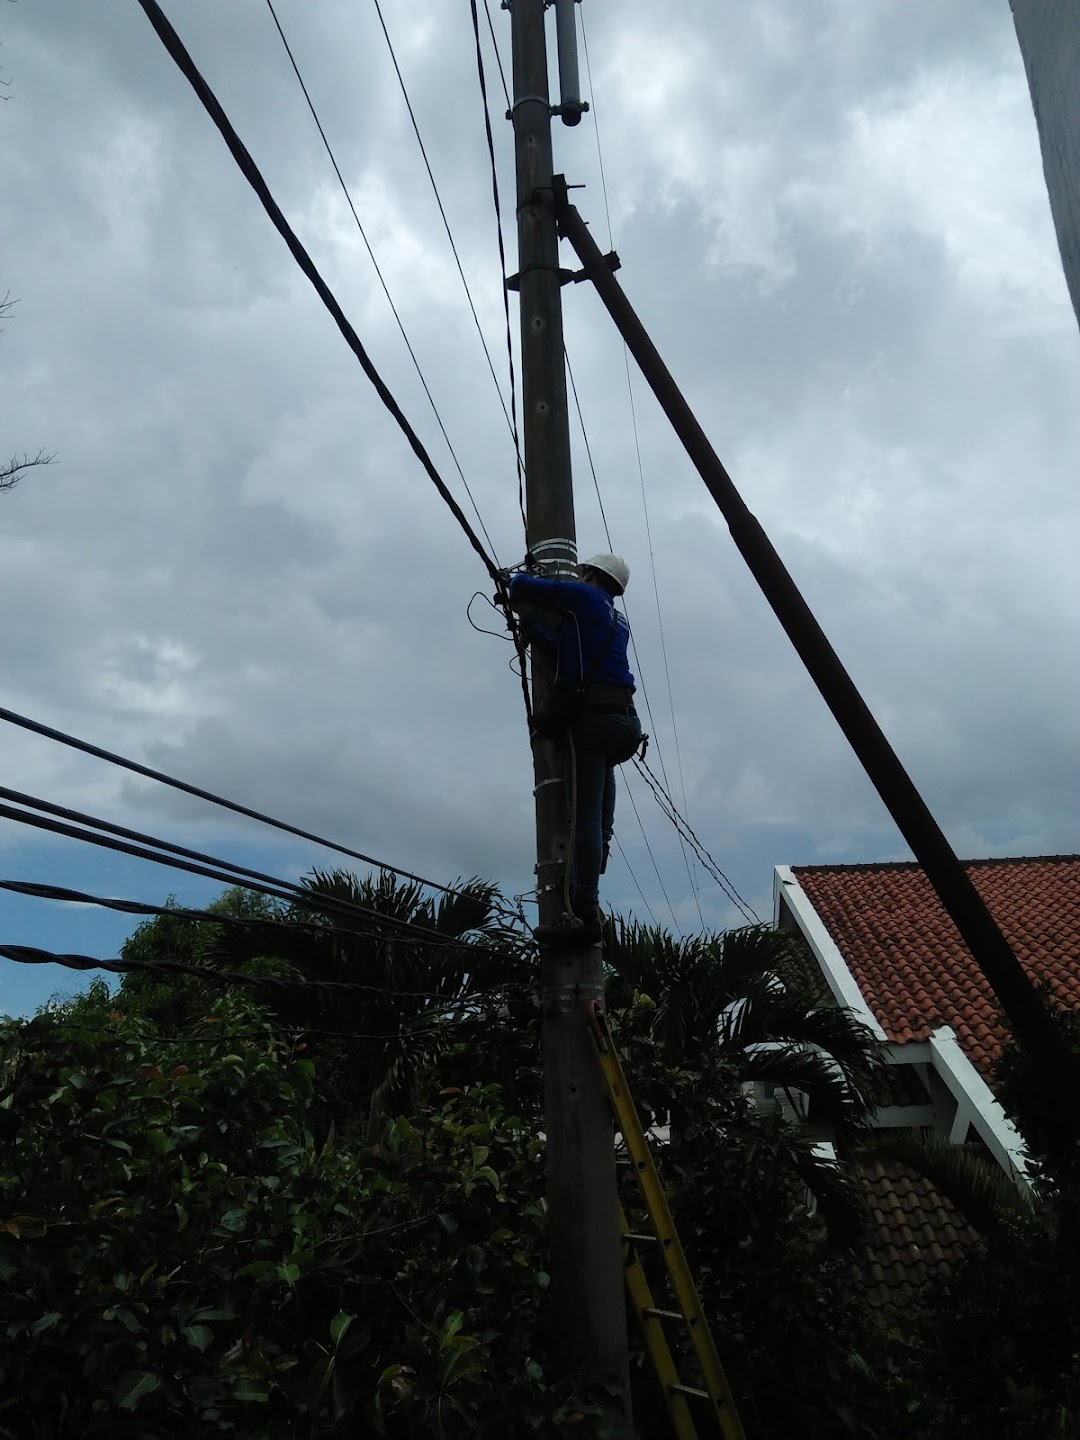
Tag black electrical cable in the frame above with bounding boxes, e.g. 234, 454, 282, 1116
611, 833, 658, 928
22, 1016, 474, 1045
580, 7, 614, 251
622, 348, 707, 921
576, 16, 707, 926
631, 759, 760, 924
566, 347, 613, 551
370, 0, 523, 464
0, 877, 509, 961
0, 940, 518, 1008
0, 881, 523, 1011
0, 798, 518, 961
467, 591, 514, 642
469, 0, 527, 538
622, 776, 681, 936
0, 704, 520, 923
482, 0, 511, 110
134, 0, 500, 589
136, 0, 534, 726
565, 341, 706, 927
264, 0, 501, 565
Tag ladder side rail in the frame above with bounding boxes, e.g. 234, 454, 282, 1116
592, 1005, 748, 1440
621, 1206, 700, 1440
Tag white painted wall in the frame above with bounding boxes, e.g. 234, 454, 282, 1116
1011, 0, 1080, 332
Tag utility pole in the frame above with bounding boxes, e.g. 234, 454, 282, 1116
508, 1, 632, 1429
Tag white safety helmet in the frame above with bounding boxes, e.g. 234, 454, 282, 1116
579, 552, 630, 595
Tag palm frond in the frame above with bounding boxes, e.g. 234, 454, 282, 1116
856, 1129, 1033, 1236
726, 994, 886, 1104
788, 1139, 871, 1249
740, 1044, 877, 1130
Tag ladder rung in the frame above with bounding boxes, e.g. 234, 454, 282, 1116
597, 1007, 747, 1440
669, 1383, 710, 1401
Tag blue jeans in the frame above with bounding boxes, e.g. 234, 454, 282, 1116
566, 707, 643, 910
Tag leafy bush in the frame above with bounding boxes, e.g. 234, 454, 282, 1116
0, 998, 601, 1438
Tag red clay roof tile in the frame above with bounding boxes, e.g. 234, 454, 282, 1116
856, 1159, 981, 1307
793, 855, 1080, 1079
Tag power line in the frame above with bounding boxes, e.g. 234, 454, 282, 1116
566, 347, 613, 550
264, 0, 500, 563
134, 0, 500, 591
577, 12, 706, 927
134, 0, 534, 730
622, 775, 681, 936
580, 8, 614, 252
1, 903, 520, 1015
16, 1016, 477, 1046
564, 341, 706, 928
622, 352, 706, 917
611, 833, 658, 928
469, 0, 527, 535
631, 757, 760, 925
371, 0, 524, 470
0, 703, 520, 925
0, 940, 522, 1010
482, 0, 511, 111
0, 795, 525, 961
0, 877, 514, 960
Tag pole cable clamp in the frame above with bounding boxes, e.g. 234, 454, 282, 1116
507, 94, 554, 120
505, 262, 577, 291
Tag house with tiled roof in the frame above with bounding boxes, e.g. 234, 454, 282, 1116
772, 854, 1080, 1303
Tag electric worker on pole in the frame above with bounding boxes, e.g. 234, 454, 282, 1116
509, 552, 642, 946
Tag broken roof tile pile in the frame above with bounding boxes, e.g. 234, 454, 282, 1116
857, 1159, 981, 1309
793, 856, 1080, 1080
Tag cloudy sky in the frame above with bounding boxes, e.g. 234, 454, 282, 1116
1, 0, 1077, 1016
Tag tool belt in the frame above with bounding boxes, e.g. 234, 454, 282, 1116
583, 683, 636, 710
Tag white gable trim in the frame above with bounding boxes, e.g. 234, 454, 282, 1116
773, 866, 887, 1039
929, 1027, 1030, 1187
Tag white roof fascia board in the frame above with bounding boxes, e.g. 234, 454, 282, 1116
773, 866, 887, 1040
929, 1027, 1030, 1190
882, 1042, 932, 1066
949, 1106, 972, 1145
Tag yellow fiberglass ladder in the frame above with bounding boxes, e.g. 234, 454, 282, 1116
587, 1002, 747, 1440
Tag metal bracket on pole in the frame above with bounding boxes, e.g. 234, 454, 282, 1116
506, 263, 578, 291
528, 534, 578, 576
569, 250, 621, 283
507, 93, 554, 121
543, 980, 605, 1017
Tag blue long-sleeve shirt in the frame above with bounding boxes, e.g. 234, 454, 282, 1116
509, 573, 635, 691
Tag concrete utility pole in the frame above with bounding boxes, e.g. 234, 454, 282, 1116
507, 0, 632, 1429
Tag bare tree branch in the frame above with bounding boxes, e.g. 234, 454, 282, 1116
2, 293, 57, 494
0, 449, 56, 493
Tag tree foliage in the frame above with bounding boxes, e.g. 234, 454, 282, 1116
905, 1004, 1080, 1436
0, 997, 586, 1438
